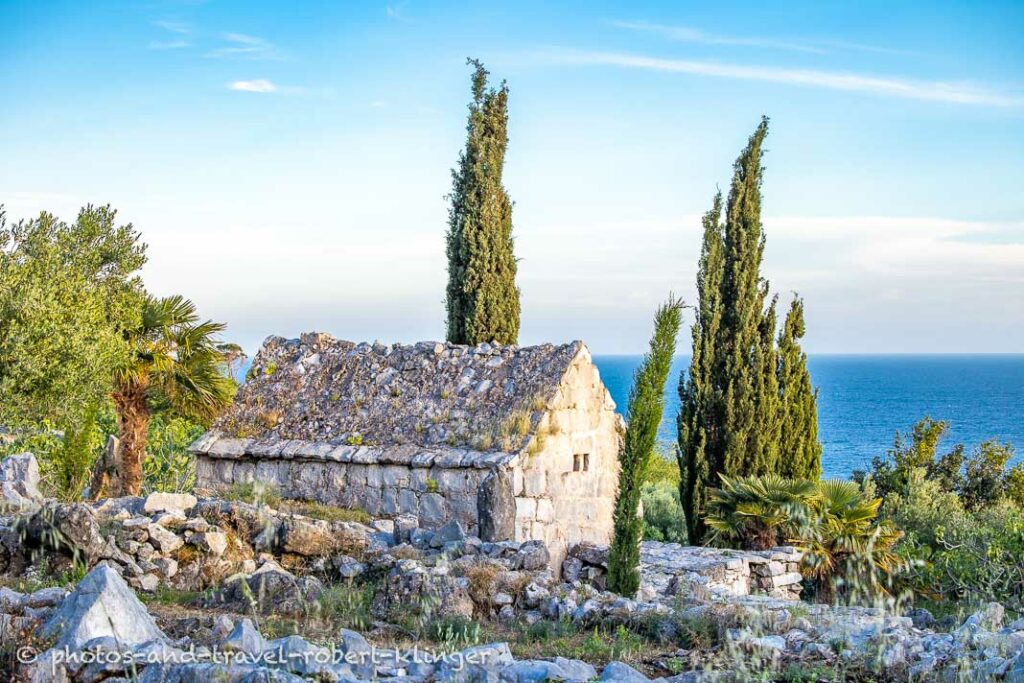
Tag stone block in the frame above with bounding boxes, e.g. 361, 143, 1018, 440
515, 497, 537, 520
399, 488, 419, 515
419, 492, 447, 526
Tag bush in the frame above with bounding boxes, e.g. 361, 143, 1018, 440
142, 414, 204, 494
641, 481, 686, 543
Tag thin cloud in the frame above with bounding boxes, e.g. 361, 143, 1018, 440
386, 2, 411, 21
149, 19, 191, 49
207, 33, 280, 60
228, 79, 277, 93
612, 21, 828, 55
540, 49, 1024, 107
153, 20, 190, 35
612, 21, 916, 57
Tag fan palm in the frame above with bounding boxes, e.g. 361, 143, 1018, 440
102, 294, 235, 496
801, 479, 904, 601
705, 474, 817, 550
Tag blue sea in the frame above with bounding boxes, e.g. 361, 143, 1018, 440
593, 355, 1024, 478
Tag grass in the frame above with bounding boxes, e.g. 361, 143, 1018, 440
221, 482, 369, 524
223, 481, 282, 507
278, 500, 371, 525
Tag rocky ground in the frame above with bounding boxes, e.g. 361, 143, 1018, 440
2, 452, 1024, 682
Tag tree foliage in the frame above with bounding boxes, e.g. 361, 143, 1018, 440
678, 119, 821, 543
445, 59, 520, 346
0, 205, 146, 426
777, 297, 821, 479
608, 298, 683, 597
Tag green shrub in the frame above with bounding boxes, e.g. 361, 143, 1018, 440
641, 481, 686, 543
142, 414, 204, 494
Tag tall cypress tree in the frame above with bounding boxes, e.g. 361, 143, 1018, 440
445, 59, 520, 346
608, 297, 682, 598
679, 117, 819, 544
678, 195, 724, 545
777, 296, 822, 478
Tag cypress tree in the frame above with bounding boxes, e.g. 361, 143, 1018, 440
679, 117, 818, 544
718, 117, 776, 478
608, 297, 683, 597
777, 296, 822, 478
445, 59, 520, 346
678, 195, 725, 545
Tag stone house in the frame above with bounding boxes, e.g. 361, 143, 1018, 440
190, 332, 623, 568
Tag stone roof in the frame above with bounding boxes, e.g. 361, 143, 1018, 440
192, 333, 590, 466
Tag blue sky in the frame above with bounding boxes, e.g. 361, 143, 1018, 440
2, 0, 1023, 354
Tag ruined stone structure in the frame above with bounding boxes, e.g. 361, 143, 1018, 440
191, 333, 623, 568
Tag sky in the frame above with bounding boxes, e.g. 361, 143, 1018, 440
2, 0, 1023, 355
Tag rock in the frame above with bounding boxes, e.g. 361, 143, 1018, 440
278, 517, 367, 557
906, 607, 936, 630
562, 556, 583, 582
24, 502, 108, 562
394, 514, 418, 544
571, 542, 608, 568
135, 574, 160, 592
143, 492, 198, 515
600, 661, 652, 682
214, 561, 324, 615
0, 586, 25, 612
335, 555, 366, 579
155, 557, 179, 578
41, 564, 166, 650
523, 582, 549, 609
147, 523, 185, 554
962, 602, 1005, 632
517, 540, 550, 571
223, 618, 266, 656
0, 452, 41, 509
193, 531, 228, 556
213, 615, 235, 640
432, 519, 467, 547
260, 634, 334, 677
337, 628, 374, 677
477, 469, 514, 542
26, 586, 67, 608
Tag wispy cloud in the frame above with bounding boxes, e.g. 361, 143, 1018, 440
207, 33, 280, 60
228, 79, 277, 93
612, 21, 914, 57
386, 2, 411, 21
538, 49, 1024, 107
149, 19, 191, 49
612, 21, 828, 54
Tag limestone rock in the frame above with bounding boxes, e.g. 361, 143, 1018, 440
0, 452, 41, 509
478, 469, 514, 542
143, 492, 198, 515
41, 564, 166, 650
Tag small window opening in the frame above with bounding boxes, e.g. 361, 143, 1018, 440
573, 453, 590, 472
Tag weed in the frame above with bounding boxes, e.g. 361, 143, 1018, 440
345, 433, 363, 446
263, 361, 278, 376
426, 478, 439, 494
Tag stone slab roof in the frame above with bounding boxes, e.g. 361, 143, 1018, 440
192, 333, 588, 465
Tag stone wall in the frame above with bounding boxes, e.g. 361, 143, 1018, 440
566, 541, 805, 601
196, 455, 492, 534
512, 348, 623, 571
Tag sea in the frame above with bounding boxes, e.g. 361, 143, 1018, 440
593, 355, 1024, 478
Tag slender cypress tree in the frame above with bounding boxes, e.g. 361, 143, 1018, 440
608, 297, 683, 597
679, 117, 820, 543
777, 296, 822, 478
678, 195, 724, 544
718, 117, 776, 478
445, 59, 520, 345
